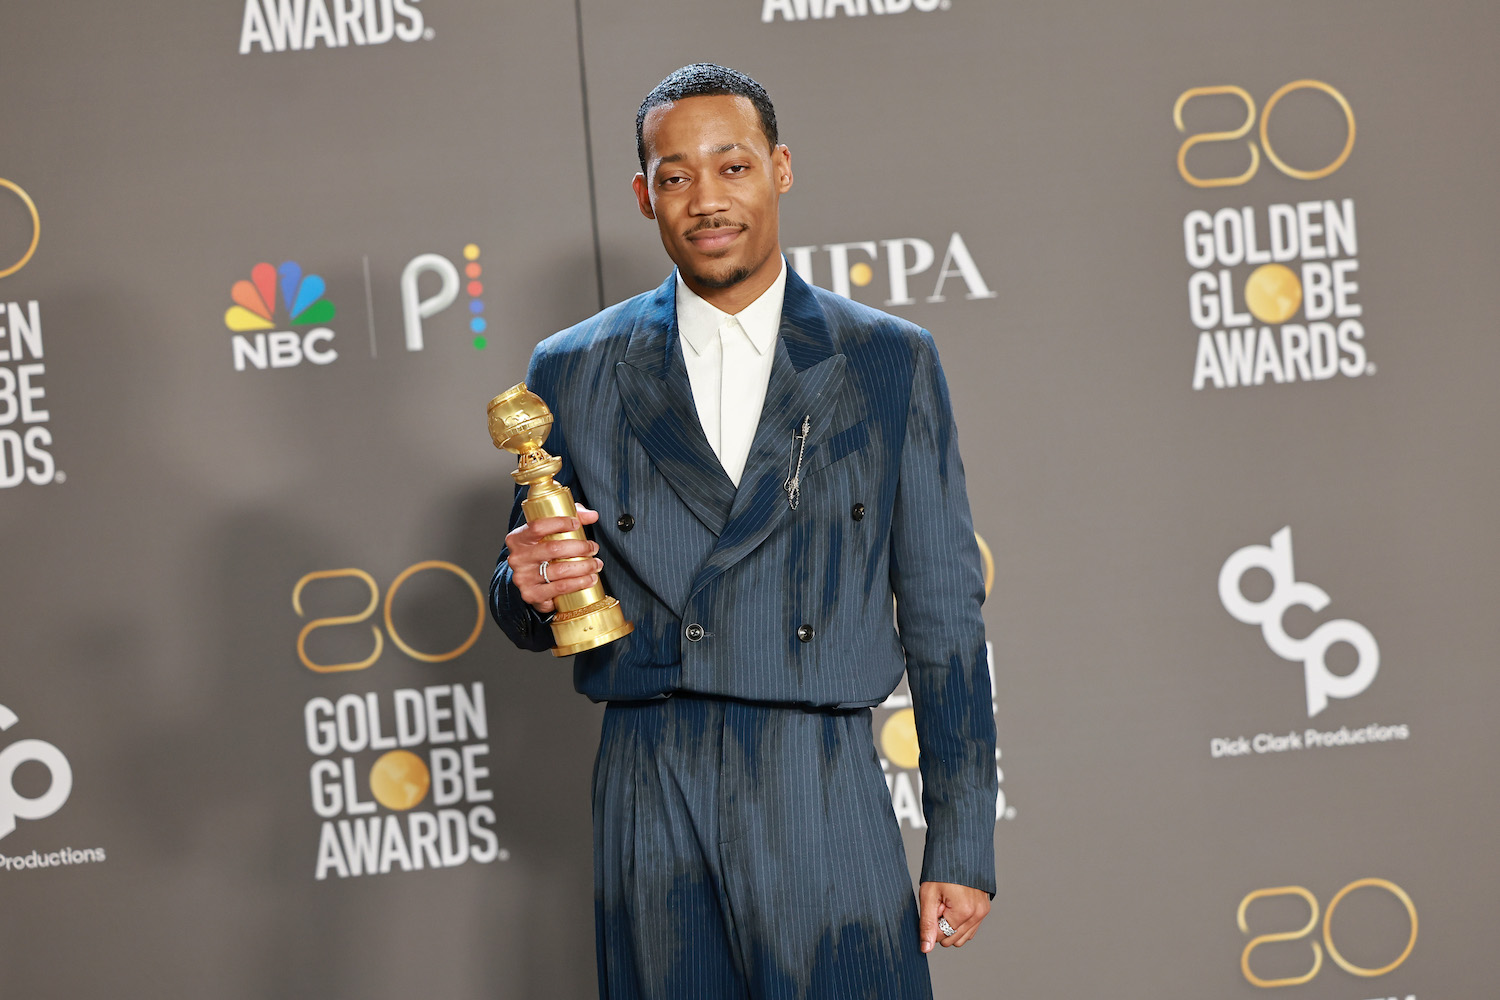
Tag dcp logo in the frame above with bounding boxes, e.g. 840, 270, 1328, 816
1219, 527, 1379, 716
0, 703, 73, 841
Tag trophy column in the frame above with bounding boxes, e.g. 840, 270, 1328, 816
487, 383, 634, 657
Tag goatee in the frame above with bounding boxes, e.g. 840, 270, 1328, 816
690, 264, 755, 289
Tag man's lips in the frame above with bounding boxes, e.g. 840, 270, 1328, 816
686, 226, 745, 252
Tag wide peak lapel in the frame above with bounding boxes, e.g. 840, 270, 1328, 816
689, 270, 846, 597
616, 272, 736, 536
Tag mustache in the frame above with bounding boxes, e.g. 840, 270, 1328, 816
684, 218, 748, 238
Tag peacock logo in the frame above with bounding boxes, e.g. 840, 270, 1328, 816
226, 261, 336, 331
223, 261, 338, 371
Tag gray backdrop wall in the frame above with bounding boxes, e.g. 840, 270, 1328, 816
1, 2, 1495, 998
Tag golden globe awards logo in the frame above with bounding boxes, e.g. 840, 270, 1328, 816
0, 175, 60, 489
0, 298, 55, 486
762, 0, 951, 22
238, 0, 434, 54
304, 683, 502, 880
293, 561, 506, 880
1174, 81, 1372, 390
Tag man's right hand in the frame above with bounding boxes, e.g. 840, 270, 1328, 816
506, 504, 603, 614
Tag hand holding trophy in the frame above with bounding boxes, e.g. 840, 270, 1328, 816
487, 383, 634, 656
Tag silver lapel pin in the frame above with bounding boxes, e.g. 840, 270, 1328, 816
784, 414, 810, 510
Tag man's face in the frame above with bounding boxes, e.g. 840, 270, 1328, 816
633, 95, 793, 295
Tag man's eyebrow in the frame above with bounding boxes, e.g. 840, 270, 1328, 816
656, 143, 746, 169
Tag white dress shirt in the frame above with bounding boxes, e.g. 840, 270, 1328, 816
675, 256, 788, 486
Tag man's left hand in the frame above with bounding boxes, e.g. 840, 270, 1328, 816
918, 881, 990, 953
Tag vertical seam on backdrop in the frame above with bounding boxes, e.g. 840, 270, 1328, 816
574, 0, 605, 313
362, 254, 377, 357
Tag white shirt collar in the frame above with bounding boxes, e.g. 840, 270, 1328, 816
676, 255, 787, 358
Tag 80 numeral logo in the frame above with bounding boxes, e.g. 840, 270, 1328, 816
1238, 879, 1417, 988
1175, 80, 1355, 188
293, 561, 485, 673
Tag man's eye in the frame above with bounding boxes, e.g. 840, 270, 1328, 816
659, 176, 684, 187
725, 164, 748, 174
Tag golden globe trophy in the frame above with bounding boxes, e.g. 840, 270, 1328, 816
487, 382, 633, 656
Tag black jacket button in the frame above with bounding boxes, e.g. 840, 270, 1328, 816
851, 503, 865, 521
617, 513, 635, 531
685, 623, 705, 642
796, 624, 814, 642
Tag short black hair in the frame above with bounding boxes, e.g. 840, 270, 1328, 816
636, 63, 779, 173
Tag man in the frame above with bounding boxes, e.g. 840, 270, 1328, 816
490, 63, 996, 998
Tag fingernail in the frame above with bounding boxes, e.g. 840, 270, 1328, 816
594, 558, 603, 570
591, 542, 600, 554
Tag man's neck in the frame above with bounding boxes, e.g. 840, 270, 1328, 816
680, 249, 783, 315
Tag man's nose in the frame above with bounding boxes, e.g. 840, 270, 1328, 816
688, 173, 731, 217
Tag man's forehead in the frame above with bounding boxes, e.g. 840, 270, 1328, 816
643, 95, 764, 159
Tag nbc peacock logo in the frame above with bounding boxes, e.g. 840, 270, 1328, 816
223, 260, 338, 372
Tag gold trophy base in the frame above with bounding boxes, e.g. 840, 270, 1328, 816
550, 598, 634, 657
519, 486, 635, 657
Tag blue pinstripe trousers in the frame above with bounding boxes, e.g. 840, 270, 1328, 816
593, 694, 934, 1000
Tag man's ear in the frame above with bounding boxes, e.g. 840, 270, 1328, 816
632, 173, 656, 220
774, 145, 793, 195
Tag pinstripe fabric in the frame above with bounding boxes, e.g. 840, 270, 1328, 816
594, 695, 932, 1000
490, 267, 997, 992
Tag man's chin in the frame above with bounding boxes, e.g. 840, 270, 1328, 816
686, 262, 755, 290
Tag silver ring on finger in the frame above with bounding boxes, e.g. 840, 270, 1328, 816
938, 917, 956, 937
539, 560, 551, 584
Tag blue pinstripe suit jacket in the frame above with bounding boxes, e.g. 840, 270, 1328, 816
491, 266, 997, 893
